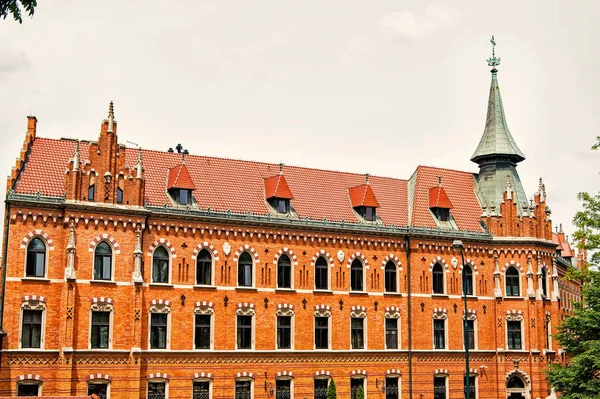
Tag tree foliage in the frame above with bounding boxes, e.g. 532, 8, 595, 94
355, 385, 365, 399
546, 138, 600, 398
326, 378, 336, 399
0, 0, 37, 23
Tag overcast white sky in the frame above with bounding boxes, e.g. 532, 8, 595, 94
1, 0, 598, 243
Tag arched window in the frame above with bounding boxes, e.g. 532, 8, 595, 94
541, 267, 548, 298
94, 242, 112, 281
87, 379, 109, 399
88, 173, 96, 201
350, 259, 363, 291
116, 187, 123, 204
196, 249, 212, 285
463, 265, 473, 296
238, 252, 253, 287
26, 238, 46, 277
432, 263, 444, 294
507, 376, 524, 389
315, 257, 328, 290
152, 246, 170, 284
277, 254, 292, 289
505, 267, 520, 297
384, 261, 397, 292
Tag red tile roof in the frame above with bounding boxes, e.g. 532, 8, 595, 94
264, 174, 294, 199
167, 163, 196, 190
429, 186, 453, 209
348, 184, 380, 208
552, 233, 574, 258
13, 138, 491, 231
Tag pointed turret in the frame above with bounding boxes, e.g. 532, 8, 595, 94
472, 36, 529, 216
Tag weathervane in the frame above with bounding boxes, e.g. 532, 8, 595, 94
486, 35, 501, 67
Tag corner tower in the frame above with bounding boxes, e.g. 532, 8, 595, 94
472, 36, 529, 216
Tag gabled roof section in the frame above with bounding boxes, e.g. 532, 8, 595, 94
429, 185, 453, 209
167, 163, 196, 190
264, 174, 294, 199
471, 70, 525, 164
553, 231, 574, 258
348, 184, 380, 208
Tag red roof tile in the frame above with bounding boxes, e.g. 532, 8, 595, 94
167, 163, 196, 190
348, 184, 380, 208
264, 175, 294, 199
411, 166, 482, 231
552, 233, 574, 258
429, 186, 453, 209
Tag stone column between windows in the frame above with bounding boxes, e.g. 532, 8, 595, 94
130, 282, 144, 397
57, 279, 76, 395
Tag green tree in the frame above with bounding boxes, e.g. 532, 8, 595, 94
326, 378, 336, 399
355, 385, 365, 399
545, 138, 600, 398
1, 0, 37, 23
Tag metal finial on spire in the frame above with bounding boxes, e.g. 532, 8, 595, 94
486, 35, 501, 68
181, 151, 186, 164
107, 101, 115, 133
438, 176, 442, 186
279, 163, 284, 175
108, 101, 114, 118
365, 173, 370, 185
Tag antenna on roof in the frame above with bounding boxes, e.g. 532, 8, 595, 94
126, 140, 139, 148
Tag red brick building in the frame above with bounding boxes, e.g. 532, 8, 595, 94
0, 60, 581, 399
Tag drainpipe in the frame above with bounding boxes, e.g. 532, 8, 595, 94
405, 234, 413, 399
0, 201, 11, 348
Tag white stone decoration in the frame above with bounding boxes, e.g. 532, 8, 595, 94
337, 250, 344, 263
451, 257, 458, 269
223, 242, 231, 256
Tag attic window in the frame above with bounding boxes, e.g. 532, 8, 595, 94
264, 171, 294, 214
432, 207, 450, 222
355, 206, 376, 222
167, 163, 196, 206
268, 198, 290, 213
169, 188, 192, 205
429, 178, 453, 223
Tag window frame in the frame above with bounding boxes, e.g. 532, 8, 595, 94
151, 245, 171, 285
193, 313, 213, 350
275, 377, 293, 399
432, 263, 445, 294
505, 267, 521, 297
234, 378, 253, 399
432, 316, 447, 350
148, 304, 171, 350
462, 317, 477, 350
195, 248, 213, 286
433, 375, 448, 399
350, 259, 365, 292
237, 252, 254, 288
506, 319, 523, 351
463, 374, 477, 399
314, 256, 330, 291
462, 265, 474, 296
540, 266, 548, 298
147, 378, 169, 399
93, 241, 114, 282
385, 316, 399, 350
192, 379, 212, 399
19, 300, 45, 350
276, 313, 293, 350
350, 314, 367, 350
87, 379, 110, 399
236, 306, 255, 350
276, 254, 293, 289
384, 375, 401, 399
24, 237, 47, 278
116, 186, 124, 204
350, 376, 367, 399
384, 261, 399, 293
314, 310, 331, 350
89, 301, 114, 350
16, 381, 42, 396
313, 377, 330, 399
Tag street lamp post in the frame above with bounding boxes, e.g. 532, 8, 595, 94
453, 240, 470, 399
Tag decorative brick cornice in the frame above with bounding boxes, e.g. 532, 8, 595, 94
351, 369, 367, 376
506, 310, 523, 316
276, 371, 293, 377
193, 372, 213, 380
381, 254, 402, 270
311, 250, 335, 267
147, 372, 170, 380
147, 238, 177, 258
86, 373, 112, 381
385, 306, 400, 313
429, 256, 449, 272
91, 297, 114, 305
236, 372, 254, 379
151, 299, 171, 307
351, 305, 367, 312
15, 374, 45, 382
434, 369, 449, 375
468, 368, 478, 375
192, 242, 219, 261
433, 308, 447, 314
22, 295, 46, 303
314, 305, 331, 311
233, 245, 260, 263
347, 252, 369, 269
277, 304, 294, 311
458, 258, 478, 275
20, 230, 54, 250
195, 301, 214, 308
88, 234, 120, 254
238, 302, 255, 309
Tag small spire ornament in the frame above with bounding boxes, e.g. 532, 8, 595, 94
486, 35, 501, 68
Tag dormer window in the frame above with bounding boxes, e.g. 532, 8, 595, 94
167, 163, 196, 206
433, 207, 450, 221
348, 177, 380, 222
429, 178, 453, 223
264, 170, 294, 214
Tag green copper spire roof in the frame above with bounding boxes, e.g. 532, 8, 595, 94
471, 37, 525, 164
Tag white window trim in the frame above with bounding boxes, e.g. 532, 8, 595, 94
350, 259, 366, 292
384, 261, 400, 293
192, 306, 214, 350
23, 235, 49, 279
505, 314, 525, 351
235, 306, 256, 350
384, 309, 401, 350
314, 309, 332, 350
314, 256, 331, 291
148, 303, 171, 350
432, 312, 448, 350
350, 309, 367, 350
237, 251, 255, 288
16, 380, 42, 396
462, 314, 478, 351
147, 378, 169, 399
87, 379, 111, 399
275, 377, 294, 399
150, 245, 172, 285
504, 267, 521, 297
432, 263, 446, 295
350, 375, 368, 399
19, 299, 46, 350
192, 378, 212, 399
275, 308, 295, 350
92, 240, 116, 282
195, 248, 214, 286
235, 378, 254, 398
465, 373, 478, 399
276, 254, 294, 290
433, 374, 449, 399
384, 374, 401, 399
89, 302, 114, 350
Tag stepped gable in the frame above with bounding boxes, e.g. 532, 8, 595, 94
411, 166, 483, 231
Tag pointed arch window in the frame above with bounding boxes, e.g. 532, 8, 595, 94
315, 257, 329, 290
463, 265, 474, 295
152, 246, 170, 284
432, 263, 444, 294
505, 267, 520, 297
350, 259, 364, 291
196, 249, 212, 286
88, 173, 96, 201
94, 242, 113, 281
238, 252, 253, 287
277, 254, 292, 289
384, 261, 397, 292
26, 237, 46, 277
541, 267, 548, 298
